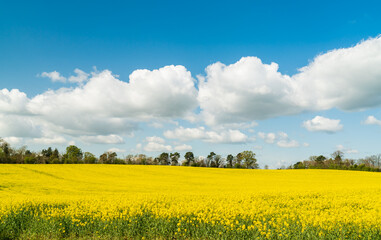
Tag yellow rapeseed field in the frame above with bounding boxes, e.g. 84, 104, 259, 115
1, 165, 381, 239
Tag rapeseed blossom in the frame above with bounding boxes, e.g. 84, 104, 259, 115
0, 165, 380, 239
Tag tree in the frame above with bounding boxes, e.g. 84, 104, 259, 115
158, 152, 170, 165
12, 146, 27, 164
314, 155, 326, 168
239, 150, 258, 169
0, 139, 11, 163
293, 161, 304, 169
41, 147, 52, 158
99, 152, 117, 164
226, 154, 234, 168
84, 152, 97, 164
369, 154, 381, 168
41, 147, 53, 163
213, 155, 222, 168
332, 150, 344, 166
207, 152, 216, 167
51, 148, 61, 163
170, 152, 180, 166
184, 152, 194, 166
108, 152, 117, 163
63, 145, 83, 164
235, 152, 243, 168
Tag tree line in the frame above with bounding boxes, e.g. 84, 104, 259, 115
290, 150, 381, 172
0, 139, 259, 169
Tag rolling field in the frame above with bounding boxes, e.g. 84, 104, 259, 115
1, 165, 381, 239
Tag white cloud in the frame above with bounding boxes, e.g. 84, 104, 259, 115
197, 57, 300, 126
197, 36, 381, 126
0, 89, 29, 114
3, 137, 23, 145
108, 148, 126, 153
277, 139, 299, 148
337, 144, 359, 154
142, 136, 173, 152
145, 136, 166, 144
143, 142, 173, 152
0, 66, 198, 142
27, 66, 197, 136
174, 144, 192, 151
40, 71, 66, 83
164, 126, 249, 143
164, 127, 206, 141
68, 68, 89, 84
213, 121, 258, 130
363, 115, 381, 125
3, 36, 381, 151
302, 116, 343, 133
0, 115, 41, 138
294, 36, 381, 111
80, 134, 125, 144
258, 132, 276, 144
30, 136, 67, 145
258, 131, 300, 148
148, 122, 164, 129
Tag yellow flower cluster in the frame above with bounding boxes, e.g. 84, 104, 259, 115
1, 165, 381, 238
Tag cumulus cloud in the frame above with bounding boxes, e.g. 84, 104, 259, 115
197, 36, 381, 126
0, 89, 29, 114
0, 115, 41, 138
197, 57, 300, 125
337, 144, 359, 154
68, 68, 89, 84
164, 126, 249, 143
293, 36, 381, 111
40, 71, 66, 82
3, 36, 381, 150
0, 66, 198, 143
258, 131, 300, 148
174, 144, 192, 151
3, 137, 23, 145
30, 136, 67, 145
29, 66, 197, 125
143, 136, 173, 152
145, 136, 166, 144
277, 139, 299, 148
258, 132, 276, 144
108, 148, 126, 153
80, 134, 125, 144
363, 115, 381, 125
302, 116, 343, 133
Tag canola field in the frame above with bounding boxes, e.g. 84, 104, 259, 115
1, 165, 381, 239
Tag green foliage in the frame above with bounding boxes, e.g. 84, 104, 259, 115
184, 152, 194, 166
99, 152, 118, 164
291, 151, 381, 172
158, 152, 170, 165
62, 145, 83, 164
170, 152, 180, 166
239, 150, 258, 169
226, 154, 234, 168
83, 152, 97, 164
1, 204, 380, 240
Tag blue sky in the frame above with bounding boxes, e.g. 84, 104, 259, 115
2, 0, 381, 168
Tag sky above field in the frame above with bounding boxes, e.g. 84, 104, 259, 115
2, 0, 381, 168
